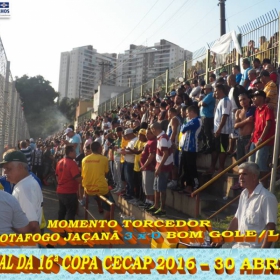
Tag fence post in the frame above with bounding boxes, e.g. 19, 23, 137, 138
122, 93, 125, 107
236, 33, 242, 66
8, 80, 16, 147
140, 85, 143, 97
165, 69, 169, 95
104, 101, 107, 113
183, 61, 187, 80
131, 88, 133, 103
152, 79, 155, 97
110, 99, 112, 111
0, 61, 10, 159
205, 49, 210, 82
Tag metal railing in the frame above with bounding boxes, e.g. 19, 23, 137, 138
96, 10, 279, 116
207, 164, 280, 220
191, 135, 275, 197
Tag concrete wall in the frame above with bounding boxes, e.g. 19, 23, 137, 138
93, 85, 129, 112
75, 100, 93, 119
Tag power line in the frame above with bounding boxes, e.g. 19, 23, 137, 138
102, 0, 177, 79
113, 0, 160, 51
226, 0, 265, 19
79, 0, 177, 88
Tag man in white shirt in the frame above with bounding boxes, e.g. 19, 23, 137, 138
213, 162, 277, 248
0, 151, 43, 235
205, 84, 232, 174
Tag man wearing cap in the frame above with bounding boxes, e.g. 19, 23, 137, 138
249, 90, 275, 187
260, 70, 278, 117
1, 151, 43, 234
63, 128, 82, 157
121, 129, 138, 200
198, 84, 215, 153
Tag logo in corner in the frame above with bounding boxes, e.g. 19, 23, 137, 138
0, 2, 10, 18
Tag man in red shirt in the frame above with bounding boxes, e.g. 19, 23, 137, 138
56, 145, 82, 220
248, 90, 275, 187
140, 128, 157, 209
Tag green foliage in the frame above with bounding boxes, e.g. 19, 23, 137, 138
58, 97, 79, 122
15, 75, 64, 138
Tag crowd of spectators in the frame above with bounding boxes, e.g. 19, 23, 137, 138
30, 55, 277, 218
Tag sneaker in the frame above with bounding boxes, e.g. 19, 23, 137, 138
137, 201, 146, 207
144, 203, 153, 210
146, 206, 158, 213
167, 180, 177, 189
153, 209, 166, 217
112, 187, 120, 193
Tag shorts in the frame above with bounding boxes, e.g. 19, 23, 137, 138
153, 172, 169, 192
214, 134, 229, 153
173, 149, 179, 168
142, 170, 155, 196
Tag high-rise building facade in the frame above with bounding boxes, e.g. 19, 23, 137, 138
116, 40, 191, 88
58, 45, 116, 100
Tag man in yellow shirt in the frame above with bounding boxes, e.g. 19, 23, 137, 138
260, 70, 278, 117
82, 142, 114, 220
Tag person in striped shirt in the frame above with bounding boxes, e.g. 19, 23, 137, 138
20, 141, 32, 169
147, 122, 173, 217
180, 106, 202, 193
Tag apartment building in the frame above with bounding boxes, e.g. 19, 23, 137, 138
58, 45, 117, 100
116, 40, 192, 88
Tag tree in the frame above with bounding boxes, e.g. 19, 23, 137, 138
58, 97, 79, 122
15, 75, 61, 138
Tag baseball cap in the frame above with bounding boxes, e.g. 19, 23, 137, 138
64, 128, 73, 135
251, 90, 266, 98
124, 128, 134, 136
0, 151, 28, 167
29, 138, 34, 142
170, 91, 176, 97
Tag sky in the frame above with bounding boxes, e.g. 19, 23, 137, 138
0, 0, 279, 91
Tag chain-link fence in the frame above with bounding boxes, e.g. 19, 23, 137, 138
0, 37, 29, 158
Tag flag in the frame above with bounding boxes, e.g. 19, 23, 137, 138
0, 2, 9, 8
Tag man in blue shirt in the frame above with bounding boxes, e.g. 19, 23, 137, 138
240, 58, 252, 89
198, 84, 215, 154
180, 105, 202, 193
64, 128, 81, 157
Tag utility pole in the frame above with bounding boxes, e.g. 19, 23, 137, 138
99, 62, 112, 84
218, 0, 226, 36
